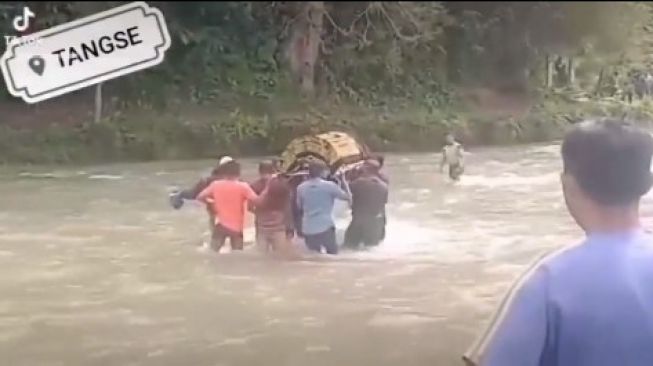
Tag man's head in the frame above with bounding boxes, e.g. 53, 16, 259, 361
212, 156, 234, 177
371, 154, 385, 168
446, 133, 455, 145
221, 160, 242, 179
218, 156, 234, 166
308, 160, 328, 179
561, 119, 653, 231
362, 159, 381, 177
258, 160, 277, 178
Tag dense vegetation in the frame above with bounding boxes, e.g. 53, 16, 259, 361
2, 1, 653, 164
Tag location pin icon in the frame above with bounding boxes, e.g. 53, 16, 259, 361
28, 56, 45, 76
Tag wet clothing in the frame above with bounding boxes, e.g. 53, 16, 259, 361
464, 228, 653, 366
443, 142, 463, 165
175, 168, 223, 224
179, 176, 214, 201
449, 163, 464, 181
250, 176, 294, 235
349, 176, 388, 218
443, 142, 464, 180
344, 176, 388, 248
197, 179, 258, 233
256, 230, 294, 256
304, 226, 338, 254
179, 162, 227, 202
377, 171, 389, 185
211, 223, 244, 251
344, 216, 385, 248
296, 177, 349, 236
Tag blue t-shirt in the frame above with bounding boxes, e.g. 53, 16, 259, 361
464, 229, 653, 366
296, 178, 350, 235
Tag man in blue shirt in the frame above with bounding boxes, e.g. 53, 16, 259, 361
296, 160, 351, 255
464, 118, 653, 366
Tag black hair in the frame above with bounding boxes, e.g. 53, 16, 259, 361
308, 160, 327, 178
221, 160, 241, 178
372, 154, 385, 168
211, 164, 224, 177
259, 160, 276, 175
562, 118, 653, 206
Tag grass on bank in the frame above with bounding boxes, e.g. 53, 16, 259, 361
1, 95, 653, 165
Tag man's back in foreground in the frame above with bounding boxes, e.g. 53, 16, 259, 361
464, 118, 653, 366
546, 231, 653, 365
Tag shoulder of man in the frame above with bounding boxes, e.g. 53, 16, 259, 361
462, 243, 582, 365
206, 178, 221, 188
297, 179, 310, 189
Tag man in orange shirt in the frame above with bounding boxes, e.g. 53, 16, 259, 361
197, 160, 266, 252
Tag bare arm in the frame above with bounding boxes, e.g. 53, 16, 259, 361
245, 183, 264, 206
247, 180, 265, 212
332, 177, 352, 204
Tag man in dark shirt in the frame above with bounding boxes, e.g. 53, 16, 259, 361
170, 156, 234, 235
343, 159, 389, 249
171, 156, 234, 207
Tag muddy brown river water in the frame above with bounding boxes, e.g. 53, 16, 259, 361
3, 144, 653, 366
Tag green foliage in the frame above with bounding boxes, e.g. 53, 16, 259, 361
2, 2, 653, 164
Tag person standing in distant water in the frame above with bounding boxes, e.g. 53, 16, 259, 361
296, 160, 351, 255
463, 119, 653, 366
344, 160, 388, 249
440, 133, 465, 181
249, 160, 295, 255
197, 160, 265, 253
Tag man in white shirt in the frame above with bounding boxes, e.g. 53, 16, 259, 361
440, 133, 465, 181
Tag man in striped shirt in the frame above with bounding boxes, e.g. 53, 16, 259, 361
463, 119, 653, 366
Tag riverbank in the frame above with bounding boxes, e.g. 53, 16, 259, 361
1, 93, 652, 165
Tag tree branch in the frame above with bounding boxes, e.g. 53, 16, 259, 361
376, 2, 421, 42
323, 7, 352, 37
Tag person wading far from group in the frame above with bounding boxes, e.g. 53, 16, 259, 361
296, 160, 351, 255
344, 159, 388, 249
440, 133, 464, 181
249, 160, 296, 258
463, 118, 653, 366
197, 160, 266, 253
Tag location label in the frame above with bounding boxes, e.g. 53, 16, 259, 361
1, 2, 171, 104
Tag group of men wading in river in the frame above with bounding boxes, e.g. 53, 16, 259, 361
176, 154, 390, 259
173, 132, 466, 259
